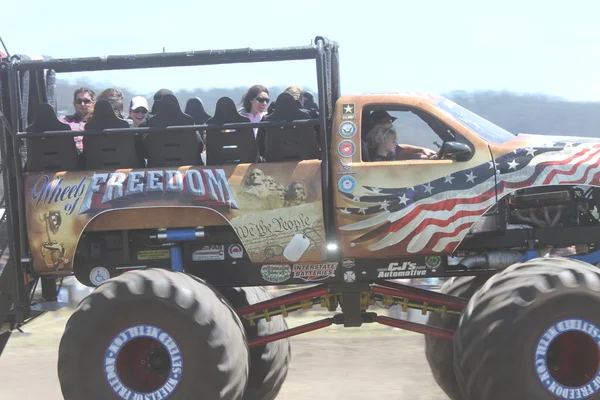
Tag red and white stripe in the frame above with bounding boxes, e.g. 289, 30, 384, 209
498, 144, 600, 193
371, 187, 498, 252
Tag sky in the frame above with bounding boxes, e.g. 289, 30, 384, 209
2, 0, 600, 101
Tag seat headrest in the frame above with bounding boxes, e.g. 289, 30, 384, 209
208, 97, 250, 125
155, 94, 179, 113
26, 103, 72, 132
148, 94, 194, 127
85, 99, 130, 129
184, 97, 212, 124
266, 92, 310, 121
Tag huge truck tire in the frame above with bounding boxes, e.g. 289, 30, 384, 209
453, 257, 600, 400
58, 269, 249, 400
223, 286, 291, 400
424, 276, 488, 400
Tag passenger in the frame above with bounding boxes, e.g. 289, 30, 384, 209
268, 86, 319, 118
127, 96, 150, 127
151, 88, 175, 115
59, 87, 95, 153
138, 89, 175, 128
290, 86, 319, 118
301, 91, 319, 114
239, 85, 270, 137
285, 87, 321, 149
96, 88, 130, 124
92, 88, 146, 165
284, 85, 303, 103
267, 99, 277, 115
258, 85, 321, 159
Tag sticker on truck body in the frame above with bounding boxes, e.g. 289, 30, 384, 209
192, 245, 225, 261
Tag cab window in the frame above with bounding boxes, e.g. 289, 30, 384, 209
361, 105, 471, 162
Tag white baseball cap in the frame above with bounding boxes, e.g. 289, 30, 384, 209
129, 96, 149, 112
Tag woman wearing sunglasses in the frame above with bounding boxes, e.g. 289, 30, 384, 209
239, 85, 270, 137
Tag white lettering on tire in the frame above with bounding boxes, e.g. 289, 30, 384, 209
104, 324, 183, 399
534, 318, 600, 399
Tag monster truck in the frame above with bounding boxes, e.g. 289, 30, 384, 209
1, 36, 600, 400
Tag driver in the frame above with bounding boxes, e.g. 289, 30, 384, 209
365, 123, 437, 161
366, 124, 397, 161
364, 110, 437, 160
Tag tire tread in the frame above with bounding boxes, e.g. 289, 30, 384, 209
454, 258, 600, 400
58, 269, 249, 400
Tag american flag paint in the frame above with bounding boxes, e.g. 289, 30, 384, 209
337, 141, 600, 254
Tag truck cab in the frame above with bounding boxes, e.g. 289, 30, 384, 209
331, 93, 495, 258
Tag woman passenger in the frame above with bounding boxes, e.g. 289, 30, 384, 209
239, 85, 270, 137
95, 88, 132, 126
128, 96, 150, 127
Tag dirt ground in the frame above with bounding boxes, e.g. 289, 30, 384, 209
0, 281, 450, 399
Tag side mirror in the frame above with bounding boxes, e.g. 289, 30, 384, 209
440, 141, 473, 161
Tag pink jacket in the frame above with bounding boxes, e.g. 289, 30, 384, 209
240, 111, 267, 137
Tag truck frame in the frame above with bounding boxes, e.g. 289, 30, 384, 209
2, 36, 600, 400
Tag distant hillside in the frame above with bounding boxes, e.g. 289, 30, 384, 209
447, 91, 600, 138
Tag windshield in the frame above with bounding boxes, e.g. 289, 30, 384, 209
436, 97, 516, 144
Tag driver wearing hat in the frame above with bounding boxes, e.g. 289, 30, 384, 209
363, 109, 437, 161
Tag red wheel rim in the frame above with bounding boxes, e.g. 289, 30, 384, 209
115, 336, 171, 393
547, 330, 600, 387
